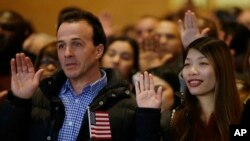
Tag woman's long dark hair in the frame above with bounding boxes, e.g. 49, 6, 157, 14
173, 37, 243, 141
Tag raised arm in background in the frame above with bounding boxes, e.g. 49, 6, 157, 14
178, 10, 210, 48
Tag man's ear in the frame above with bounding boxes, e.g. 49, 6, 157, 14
96, 44, 104, 59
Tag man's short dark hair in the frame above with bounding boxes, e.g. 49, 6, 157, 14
57, 9, 107, 49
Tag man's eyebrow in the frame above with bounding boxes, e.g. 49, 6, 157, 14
71, 38, 82, 41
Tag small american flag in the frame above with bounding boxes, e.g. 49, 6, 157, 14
88, 107, 112, 140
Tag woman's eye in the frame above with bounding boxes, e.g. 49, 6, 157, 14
121, 53, 132, 60
200, 62, 209, 65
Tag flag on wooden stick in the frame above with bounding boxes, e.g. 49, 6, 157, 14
88, 107, 112, 140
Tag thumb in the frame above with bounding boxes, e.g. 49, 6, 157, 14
156, 86, 162, 101
34, 69, 44, 82
178, 19, 184, 33
201, 27, 210, 37
162, 53, 173, 63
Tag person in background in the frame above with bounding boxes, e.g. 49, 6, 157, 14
98, 11, 117, 39
120, 24, 137, 40
237, 9, 250, 30
34, 41, 60, 80
22, 32, 56, 57
152, 19, 183, 73
101, 36, 139, 90
147, 66, 180, 112
0, 10, 33, 91
0, 9, 136, 141
135, 15, 159, 45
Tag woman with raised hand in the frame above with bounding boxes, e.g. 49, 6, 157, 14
136, 37, 243, 141
136, 10, 243, 141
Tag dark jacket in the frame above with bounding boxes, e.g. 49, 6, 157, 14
137, 101, 250, 141
0, 69, 137, 141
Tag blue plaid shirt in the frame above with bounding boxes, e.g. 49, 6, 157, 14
58, 70, 107, 141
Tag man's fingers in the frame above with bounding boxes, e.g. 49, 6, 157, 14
25, 57, 35, 73
34, 69, 44, 83
11, 58, 17, 76
156, 86, 162, 101
157, 86, 162, 95
144, 71, 150, 91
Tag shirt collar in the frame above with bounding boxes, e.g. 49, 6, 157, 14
61, 69, 107, 94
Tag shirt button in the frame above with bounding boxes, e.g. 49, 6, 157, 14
47, 136, 51, 140
55, 107, 59, 111
69, 121, 73, 126
111, 93, 116, 97
48, 81, 52, 85
125, 90, 130, 95
99, 101, 104, 106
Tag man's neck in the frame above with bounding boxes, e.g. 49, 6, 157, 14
70, 68, 102, 95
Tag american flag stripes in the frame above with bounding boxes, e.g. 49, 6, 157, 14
88, 107, 112, 140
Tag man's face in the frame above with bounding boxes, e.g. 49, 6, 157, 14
57, 21, 103, 81
0, 11, 23, 54
136, 17, 158, 44
154, 21, 182, 56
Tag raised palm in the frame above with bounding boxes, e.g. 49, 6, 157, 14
178, 10, 210, 48
135, 71, 162, 109
11, 53, 44, 99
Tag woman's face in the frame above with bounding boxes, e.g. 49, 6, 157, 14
153, 75, 174, 111
101, 41, 135, 78
182, 48, 216, 97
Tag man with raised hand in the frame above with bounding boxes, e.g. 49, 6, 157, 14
0, 9, 136, 141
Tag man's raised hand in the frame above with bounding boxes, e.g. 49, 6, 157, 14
11, 53, 44, 99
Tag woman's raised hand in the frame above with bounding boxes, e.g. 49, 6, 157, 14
135, 71, 162, 109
